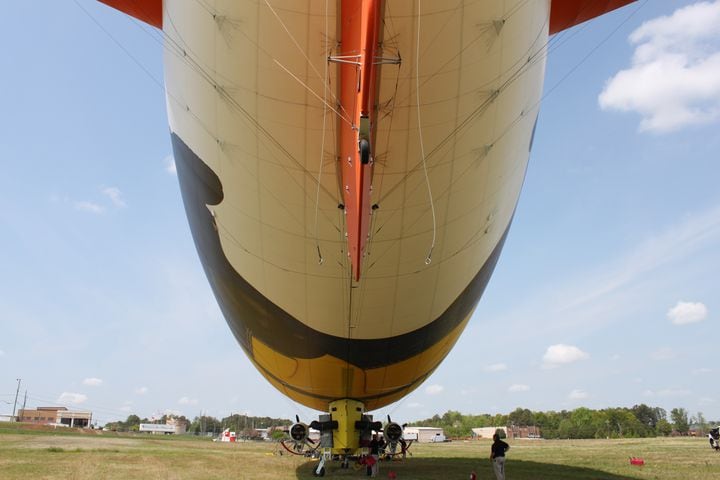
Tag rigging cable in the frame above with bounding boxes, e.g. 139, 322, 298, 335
415, 0, 437, 265
492, 0, 649, 149
361, 0, 649, 277
313, 0, 331, 266
73, 1, 349, 279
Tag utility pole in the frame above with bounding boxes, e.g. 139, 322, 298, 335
20, 390, 27, 420
11, 379, 21, 422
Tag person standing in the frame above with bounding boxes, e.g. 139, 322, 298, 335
490, 433, 510, 480
368, 433, 385, 477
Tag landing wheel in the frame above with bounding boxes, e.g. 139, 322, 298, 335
313, 454, 327, 477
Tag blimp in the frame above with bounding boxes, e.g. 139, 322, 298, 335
99, 0, 635, 471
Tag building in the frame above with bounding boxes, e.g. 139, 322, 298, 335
471, 426, 541, 440
140, 423, 176, 434
139, 420, 187, 435
166, 416, 187, 434
18, 407, 92, 428
403, 427, 446, 443
506, 426, 541, 439
472, 427, 507, 439
139, 417, 187, 435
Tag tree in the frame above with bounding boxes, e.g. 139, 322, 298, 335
557, 419, 574, 439
653, 407, 667, 423
126, 414, 141, 427
535, 411, 564, 439
492, 413, 507, 428
570, 407, 595, 438
189, 415, 222, 436
508, 408, 535, 427
694, 412, 707, 435
656, 419, 672, 436
441, 411, 465, 437
631, 404, 659, 429
405, 405, 674, 440
670, 408, 690, 434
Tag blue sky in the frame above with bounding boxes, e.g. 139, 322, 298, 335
1, 1, 718, 426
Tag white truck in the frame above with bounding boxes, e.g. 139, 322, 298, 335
431, 433, 447, 443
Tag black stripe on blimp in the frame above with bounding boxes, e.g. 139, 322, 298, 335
172, 133, 510, 370
252, 358, 432, 404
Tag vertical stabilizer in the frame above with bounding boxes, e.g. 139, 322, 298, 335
550, 0, 635, 34
98, 0, 162, 29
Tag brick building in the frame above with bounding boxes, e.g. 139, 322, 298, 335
506, 425, 541, 439
18, 406, 92, 428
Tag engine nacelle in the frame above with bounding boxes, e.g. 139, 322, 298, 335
384, 422, 403, 443
289, 422, 309, 443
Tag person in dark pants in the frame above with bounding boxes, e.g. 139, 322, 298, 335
368, 433, 385, 477
490, 433, 510, 480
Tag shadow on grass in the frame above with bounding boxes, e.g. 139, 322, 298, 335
294, 457, 641, 479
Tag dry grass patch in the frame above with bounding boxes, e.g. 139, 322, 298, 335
1, 429, 719, 479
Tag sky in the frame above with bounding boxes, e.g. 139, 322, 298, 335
1, 1, 719, 426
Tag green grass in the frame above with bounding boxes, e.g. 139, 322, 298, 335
0, 426, 718, 479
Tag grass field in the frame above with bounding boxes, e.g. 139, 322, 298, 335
1, 424, 718, 479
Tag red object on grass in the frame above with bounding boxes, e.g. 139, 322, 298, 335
630, 457, 645, 466
388, 471, 397, 479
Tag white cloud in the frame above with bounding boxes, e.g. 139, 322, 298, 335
483, 363, 508, 372
599, 1, 720, 132
178, 396, 198, 406
425, 384, 444, 395
693, 367, 712, 375
667, 301, 708, 325
699, 396, 716, 405
610, 354, 621, 361
134, 387, 148, 395
82, 378, 103, 387
568, 389, 589, 400
542, 344, 589, 368
0, 349, 4, 356
74, 201, 105, 214
57, 392, 88, 405
650, 347, 677, 361
643, 388, 691, 397
164, 155, 177, 175
556, 205, 720, 317
407, 402, 423, 408
102, 187, 126, 208
508, 384, 530, 393
120, 405, 133, 413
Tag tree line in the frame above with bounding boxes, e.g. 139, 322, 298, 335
186, 413, 291, 438
103, 413, 290, 437
410, 406, 717, 439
